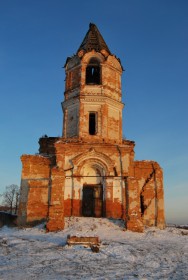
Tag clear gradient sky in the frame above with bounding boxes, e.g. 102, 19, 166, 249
0, 0, 187, 224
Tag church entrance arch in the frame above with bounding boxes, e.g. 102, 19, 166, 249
79, 161, 105, 217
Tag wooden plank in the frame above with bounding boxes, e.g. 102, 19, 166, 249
67, 235, 100, 245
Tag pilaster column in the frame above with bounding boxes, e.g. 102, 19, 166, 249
126, 177, 144, 232
46, 167, 65, 231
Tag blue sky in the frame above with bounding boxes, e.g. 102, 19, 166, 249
0, 0, 187, 224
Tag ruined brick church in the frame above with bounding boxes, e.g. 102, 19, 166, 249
18, 23, 165, 232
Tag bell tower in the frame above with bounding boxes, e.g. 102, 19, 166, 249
62, 23, 124, 143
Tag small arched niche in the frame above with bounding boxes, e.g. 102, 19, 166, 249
86, 57, 101, 85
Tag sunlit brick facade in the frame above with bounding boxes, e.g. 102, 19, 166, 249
18, 23, 165, 232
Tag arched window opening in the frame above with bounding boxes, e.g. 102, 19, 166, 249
86, 58, 101, 85
89, 112, 97, 135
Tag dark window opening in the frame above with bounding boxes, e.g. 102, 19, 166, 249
86, 58, 101, 85
89, 113, 96, 135
140, 194, 145, 216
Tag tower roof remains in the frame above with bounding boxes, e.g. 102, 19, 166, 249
77, 23, 111, 55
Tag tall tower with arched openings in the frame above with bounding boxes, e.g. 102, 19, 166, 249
63, 23, 123, 143
18, 23, 165, 232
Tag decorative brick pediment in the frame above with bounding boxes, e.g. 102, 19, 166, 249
72, 148, 114, 175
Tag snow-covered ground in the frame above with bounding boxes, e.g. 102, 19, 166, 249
0, 217, 188, 280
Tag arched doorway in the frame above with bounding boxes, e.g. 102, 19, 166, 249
80, 162, 104, 217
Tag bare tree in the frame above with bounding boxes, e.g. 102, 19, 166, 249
1, 184, 20, 214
